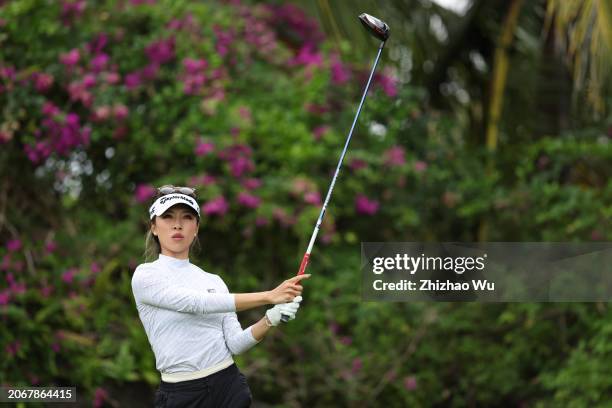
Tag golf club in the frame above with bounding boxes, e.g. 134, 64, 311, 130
281, 13, 390, 322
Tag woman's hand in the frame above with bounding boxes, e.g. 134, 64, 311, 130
266, 296, 303, 326
266, 275, 311, 304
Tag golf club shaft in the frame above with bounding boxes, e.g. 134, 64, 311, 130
282, 41, 386, 322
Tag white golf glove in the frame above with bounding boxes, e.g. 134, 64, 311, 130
265, 296, 302, 326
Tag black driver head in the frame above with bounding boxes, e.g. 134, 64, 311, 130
358, 13, 390, 42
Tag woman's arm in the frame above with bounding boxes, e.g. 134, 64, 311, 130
233, 274, 310, 312
132, 266, 236, 314
250, 316, 273, 341
233, 292, 272, 312
249, 298, 301, 341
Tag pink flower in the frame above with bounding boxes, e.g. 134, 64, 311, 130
403, 375, 417, 391
113, 126, 128, 140
82, 73, 96, 88
141, 63, 159, 80
60, 48, 80, 66
304, 191, 321, 206
42, 101, 60, 116
0, 131, 12, 144
340, 336, 352, 345
62, 268, 77, 284
328, 321, 339, 335
105, 72, 120, 85
194, 139, 214, 156
241, 178, 262, 190
351, 358, 362, 374
183, 58, 207, 74
255, 217, 269, 227
291, 178, 311, 195
6, 239, 21, 252
591, 230, 603, 241
349, 159, 367, 171
113, 104, 129, 120
331, 57, 350, 85
124, 72, 141, 89
40, 285, 53, 298
1, 255, 10, 270
167, 13, 197, 31
26, 107, 91, 162
91, 262, 101, 274
230, 157, 255, 178
182, 73, 205, 95
29, 373, 40, 385
181, 58, 208, 94
0, 290, 10, 305
291, 43, 323, 67
87, 33, 108, 54
218, 144, 253, 160
45, 241, 58, 254
5, 341, 21, 357
313, 125, 329, 141
268, 4, 324, 47
34, 73, 54, 92
273, 208, 295, 227
90, 53, 109, 72
51, 342, 61, 353
238, 106, 251, 121
213, 26, 234, 57
384, 146, 405, 167
355, 194, 379, 215
202, 196, 229, 216
67, 81, 93, 107
237, 192, 261, 209
134, 184, 156, 203
10, 281, 26, 295
93, 387, 108, 408
377, 72, 398, 97
93, 105, 112, 121
414, 160, 428, 173
61, 0, 86, 25
0, 65, 16, 81
145, 37, 175, 65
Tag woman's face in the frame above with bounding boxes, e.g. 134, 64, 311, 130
151, 204, 199, 259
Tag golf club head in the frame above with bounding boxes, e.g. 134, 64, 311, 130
358, 13, 390, 42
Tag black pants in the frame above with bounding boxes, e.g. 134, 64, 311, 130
154, 364, 252, 408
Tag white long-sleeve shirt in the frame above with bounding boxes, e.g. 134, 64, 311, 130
131, 254, 260, 375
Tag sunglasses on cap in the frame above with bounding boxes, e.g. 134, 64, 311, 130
157, 185, 197, 197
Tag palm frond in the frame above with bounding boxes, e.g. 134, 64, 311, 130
546, 0, 612, 112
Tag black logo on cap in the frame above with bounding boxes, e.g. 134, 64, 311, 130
159, 195, 194, 206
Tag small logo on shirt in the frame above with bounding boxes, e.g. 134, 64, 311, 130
207, 288, 216, 293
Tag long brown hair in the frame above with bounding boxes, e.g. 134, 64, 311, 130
143, 185, 201, 262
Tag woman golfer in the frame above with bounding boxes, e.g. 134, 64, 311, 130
131, 185, 309, 407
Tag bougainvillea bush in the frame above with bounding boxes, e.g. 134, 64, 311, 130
1, 0, 611, 406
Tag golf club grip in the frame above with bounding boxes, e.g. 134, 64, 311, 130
297, 253, 310, 275
281, 253, 311, 323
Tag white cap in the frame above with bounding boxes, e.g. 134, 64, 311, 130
149, 194, 201, 220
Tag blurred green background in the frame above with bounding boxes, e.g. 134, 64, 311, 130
1, 0, 611, 406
